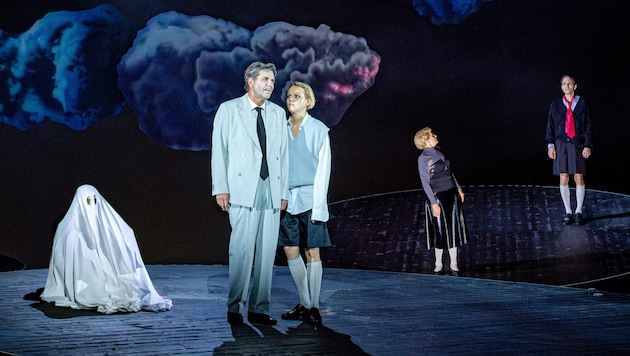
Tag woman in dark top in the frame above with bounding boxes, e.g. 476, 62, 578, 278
414, 127, 469, 276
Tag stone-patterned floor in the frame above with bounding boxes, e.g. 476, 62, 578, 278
322, 185, 630, 293
3, 265, 630, 355
2, 186, 630, 355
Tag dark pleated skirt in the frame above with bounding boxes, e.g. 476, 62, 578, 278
424, 188, 469, 249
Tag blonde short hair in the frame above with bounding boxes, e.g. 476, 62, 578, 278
414, 127, 432, 150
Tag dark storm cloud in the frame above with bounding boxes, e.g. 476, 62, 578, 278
118, 13, 381, 151
412, 0, 492, 25
0, 5, 132, 130
252, 22, 381, 128
0, 7, 380, 151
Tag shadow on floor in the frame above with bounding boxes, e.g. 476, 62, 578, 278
213, 323, 369, 355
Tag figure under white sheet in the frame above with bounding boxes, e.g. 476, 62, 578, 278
40, 184, 172, 314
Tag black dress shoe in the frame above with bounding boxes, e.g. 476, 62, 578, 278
562, 213, 574, 225
281, 304, 308, 320
227, 312, 243, 325
450, 270, 459, 277
306, 307, 322, 326
575, 213, 584, 225
248, 312, 278, 325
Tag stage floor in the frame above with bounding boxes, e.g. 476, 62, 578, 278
2, 186, 630, 355
2, 265, 630, 355
323, 185, 630, 294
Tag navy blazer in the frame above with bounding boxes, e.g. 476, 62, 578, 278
545, 97, 592, 148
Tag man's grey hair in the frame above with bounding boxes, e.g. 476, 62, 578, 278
244, 62, 277, 91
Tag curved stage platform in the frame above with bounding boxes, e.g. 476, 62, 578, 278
1, 186, 630, 355
324, 185, 630, 294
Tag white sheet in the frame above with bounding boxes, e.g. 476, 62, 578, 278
40, 185, 172, 314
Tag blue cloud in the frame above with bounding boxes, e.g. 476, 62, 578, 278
118, 13, 381, 151
0, 5, 133, 130
412, 0, 492, 25
117, 12, 254, 151
1, 7, 380, 151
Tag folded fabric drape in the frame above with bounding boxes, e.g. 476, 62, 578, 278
40, 184, 172, 314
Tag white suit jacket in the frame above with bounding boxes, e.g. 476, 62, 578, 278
211, 94, 289, 209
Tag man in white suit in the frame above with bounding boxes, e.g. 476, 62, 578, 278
211, 62, 289, 325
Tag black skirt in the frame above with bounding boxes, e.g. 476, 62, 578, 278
424, 188, 469, 249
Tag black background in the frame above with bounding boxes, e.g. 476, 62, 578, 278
1, 0, 629, 268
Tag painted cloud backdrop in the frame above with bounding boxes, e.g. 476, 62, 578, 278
0, 5, 132, 130
117, 13, 381, 151
412, 0, 492, 25
0, 0, 491, 151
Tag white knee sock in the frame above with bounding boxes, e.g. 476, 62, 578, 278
288, 257, 311, 308
448, 247, 458, 271
307, 261, 323, 309
434, 248, 444, 272
575, 185, 585, 214
560, 185, 572, 214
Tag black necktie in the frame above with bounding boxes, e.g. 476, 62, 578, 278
255, 107, 268, 179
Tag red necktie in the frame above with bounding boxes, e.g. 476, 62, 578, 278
563, 95, 575, 139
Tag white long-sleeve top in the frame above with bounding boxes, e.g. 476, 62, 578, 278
286, 114, 331, 222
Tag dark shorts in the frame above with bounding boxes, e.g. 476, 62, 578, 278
278, 210, 332, 248
553, 139, 586, 175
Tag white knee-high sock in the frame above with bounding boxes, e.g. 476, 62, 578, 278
434, 248, 444, 272
560, 185, 572, 214
307, 261, 323, 309
288, 257, 311, 308
448, 247, 458, 271
575, 185, 585, 214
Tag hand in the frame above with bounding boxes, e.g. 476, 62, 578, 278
458, 189, 465, 203
432, 203, 441, 217
281, 199, 288, 211
582, 147, 591, 159
548, 146, 556, 160
216, 193, 229, 212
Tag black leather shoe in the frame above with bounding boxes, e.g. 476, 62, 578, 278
306, 307, 322, 326
450, 270, 459, 277
575, 213, 584, 225
281, 304, 308, 320
562, 214, 574, 225
248, 312, 278, 325
227, 312, 243, 325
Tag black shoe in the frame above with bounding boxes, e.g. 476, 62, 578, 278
227, 312, 243, 325
306, 307, 322, 326
562, 214, 574, 225
281, 304, 308, 320
575, 213, 584, 225
248, 312, 278, 325
450, 270, 459, 277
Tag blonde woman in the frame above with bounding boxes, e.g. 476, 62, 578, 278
279, 82, 331, 326
414, 127, 469, 276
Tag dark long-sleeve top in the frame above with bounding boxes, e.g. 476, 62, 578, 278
545, 96, 593, 148
417, 147, 461, 205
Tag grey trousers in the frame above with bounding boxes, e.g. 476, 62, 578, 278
227, 177, 280, 314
